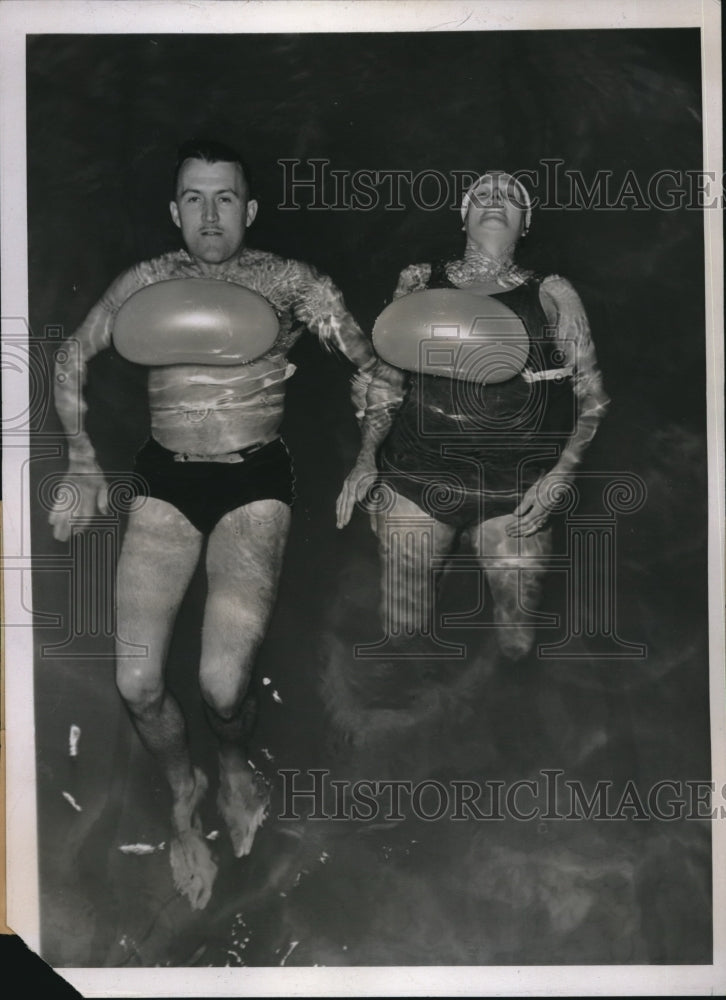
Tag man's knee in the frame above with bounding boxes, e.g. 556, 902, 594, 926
199, 667, 252, 720
116, 661, 163, 714
199, 625, 262, 719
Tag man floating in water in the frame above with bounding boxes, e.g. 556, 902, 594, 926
50, 139, 403, 908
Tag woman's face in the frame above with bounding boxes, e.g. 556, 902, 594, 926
463, 172, 527, 244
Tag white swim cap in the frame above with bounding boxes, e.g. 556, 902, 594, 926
460, 172, 532, 232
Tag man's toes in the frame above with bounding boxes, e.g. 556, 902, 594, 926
192, 875, 212, 911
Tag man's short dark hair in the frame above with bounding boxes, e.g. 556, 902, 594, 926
172, 139, 252, 199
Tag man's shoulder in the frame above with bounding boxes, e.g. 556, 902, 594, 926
105, 250, 189, 288
133, 249, 191, 281
93, 252, 178, 310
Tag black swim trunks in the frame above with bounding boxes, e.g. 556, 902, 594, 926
133, 436, 295, 534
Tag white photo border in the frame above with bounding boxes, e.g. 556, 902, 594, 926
1, 0, 723, 995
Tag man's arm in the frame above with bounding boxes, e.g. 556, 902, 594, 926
334, 263, 434, 526
288, 261, 408, 527
510, 274, 610, 537
49, 267, 142, 541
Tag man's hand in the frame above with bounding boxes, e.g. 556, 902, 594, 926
507, 470, 574, 538
335, 458, 377, 529
48, 461, 109, 542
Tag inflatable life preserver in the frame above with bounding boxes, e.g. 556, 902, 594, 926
113, 278, 279, 366
372, 289, 529, 384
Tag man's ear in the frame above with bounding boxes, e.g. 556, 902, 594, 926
245, 199, 259, 227
169, 200, 181, 229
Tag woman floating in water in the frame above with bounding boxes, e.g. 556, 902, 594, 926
336, 171, 609, 706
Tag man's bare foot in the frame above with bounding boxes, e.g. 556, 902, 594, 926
217, 761, 270, 858
170, 829, 218, 910
169, 767, 218, 910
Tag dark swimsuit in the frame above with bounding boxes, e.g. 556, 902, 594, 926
377, 260, 575, 527
133, 436, 295, 535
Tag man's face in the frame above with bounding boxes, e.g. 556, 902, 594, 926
464, 172, 527, 242
170, 158, 258, 265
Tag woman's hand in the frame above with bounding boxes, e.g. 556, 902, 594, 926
335, 458, 377, 529
507, 470, 574, 538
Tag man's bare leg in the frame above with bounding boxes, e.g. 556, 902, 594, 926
472, 513, 552, 660
116, 498, 217, 910
200, 499, 291, 857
